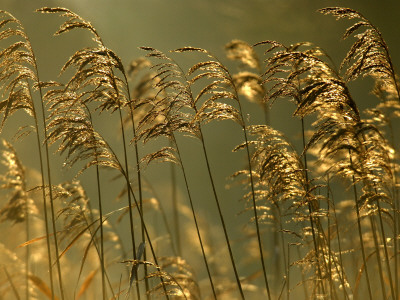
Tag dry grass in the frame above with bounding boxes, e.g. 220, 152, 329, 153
0, 6, 399, 300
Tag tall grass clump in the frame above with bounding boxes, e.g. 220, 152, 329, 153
0, 5, 399, 300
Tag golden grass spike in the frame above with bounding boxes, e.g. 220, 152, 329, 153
254, 40, 286, 53
0, 28, 26, 41
0, 13, 38, 129
140, 46, 170, 60
318, 7, 363, 20
225, 39, 260, 70
194, 81, 227, 103
46, 91, 122, 175
17, 231, 57, 248
173, 47, 208, 54
56, 22, 94, 36
319, 5, 399, 108
29, 274, 60, 300
195, 100, 243, 126
76, 270, 97, 300
187, 61, 229, 76
36, 7, 75, 15
127, 57, 152, 77
187, 71, 228, 85
342, 21, 369, 39
232, 71, 265, 103
0, 17, 17, 29
0, 140, 38, 224
0, 41, 26, 59
140, 147, 179, 166
37, 7, 99, 39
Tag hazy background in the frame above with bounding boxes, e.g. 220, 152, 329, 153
3, 0, 400, 138
2, 0, 400, 293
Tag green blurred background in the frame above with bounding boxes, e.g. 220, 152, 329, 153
1, 0, 400, 296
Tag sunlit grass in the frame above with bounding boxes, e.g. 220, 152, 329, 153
0, 6, 399, 300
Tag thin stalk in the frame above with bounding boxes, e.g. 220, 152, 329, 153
117, 107, 141, 300
172, 133, 217, 299
122, 167, 169, 299
95, 164, 106, 300
27, 83, 55, 299
172, 56, 244, 298
272, 202, 287, 295
277, 276, 286, 300
358, 132, 396, 298
328, 196, 333, 299
81, 204, 116, 297
4, 266, 21, 300
388, 122, 399, 300
368, 216, 386, 299
373, 30, 400, 297
236, 89, 271, 300
296, 247, 308, 300
300, 118, 326, 296
113, 102, 168, 299
369, 22, 400, 299
286, 244, 290, 300
198, 129, 245, 299
17, 104, 31, 299
349, 167, 373, 300
374, 201, 396, 298
5, 18, 55, 298
327, 177, 349, 300
292, 62, 328, 294
368, 26, 400, 298
170, 153, 181, 256
394, 174, 399, 300
140, 176, 178, 256
37, 71, 65, 300
383, 113, 399, 300
272, 210, 280, 286
217, 54, 271, 299
101, 54, 143, 298
27, 41, 65, 299
272, 204, 285, 292
99, 119, 169, 298
132, 126, 149, 300
25, 194, 30, 300
122, 68, 150, 300
84, 106, 107, 299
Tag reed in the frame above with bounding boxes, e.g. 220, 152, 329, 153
0, 5, 399, 299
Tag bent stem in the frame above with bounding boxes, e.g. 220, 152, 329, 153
300, 118, 326, 296
348, 150, 373, 300
228, 64, 272, 300
171, 133, 217, 299
117, 106, 142, 300
368, 216, 386, 299
170, 52, 245, 298
122, 68, 150, 299
327, 176, 349, 300
170, 150, 181, 256
95, 164, 106, 299
36, 65, 65, 300
24, 182, 30, 299
27, 84, 55, 299
198, 128, 245, 299
108, 108, 169, 299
